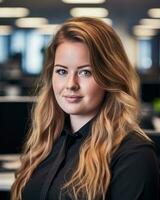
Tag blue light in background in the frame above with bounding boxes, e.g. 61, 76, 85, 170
24, 31, 44, 74
0, 36, 8, 63
137, 39, 152, 70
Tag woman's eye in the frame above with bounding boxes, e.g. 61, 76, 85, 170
55, 69, 67, 75
79, 70, 92, 77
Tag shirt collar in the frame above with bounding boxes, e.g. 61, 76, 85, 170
63, 116, 95, 139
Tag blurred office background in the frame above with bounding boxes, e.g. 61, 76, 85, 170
0, 0, 160, 199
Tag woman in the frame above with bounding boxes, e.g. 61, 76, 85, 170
11, 17, 159, 200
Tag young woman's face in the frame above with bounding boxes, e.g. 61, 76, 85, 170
52, 40, 105, 118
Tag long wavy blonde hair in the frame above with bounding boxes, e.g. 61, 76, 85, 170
11, 17, 150, 200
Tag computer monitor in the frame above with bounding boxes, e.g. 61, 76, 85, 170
0, 97, 34, 154
140, 82, 160, 103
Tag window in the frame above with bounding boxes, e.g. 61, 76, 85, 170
137, 39, 152, 71
11, 30, 50, 75
0, 36, 8, 63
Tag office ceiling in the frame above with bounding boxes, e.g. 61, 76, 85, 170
0, 0, 160, 33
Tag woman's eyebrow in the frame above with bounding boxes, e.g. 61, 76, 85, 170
77, 65, 91, 69
54, 64, 91, 69
54, 64, 67, 68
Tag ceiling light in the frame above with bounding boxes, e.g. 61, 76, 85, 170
37, 24, 61, 35
70, 7, 108, 17
101, 18, 112, 26
15, 18, 48, 28
0, 7, 29, 18
0, 25, 12, 35
148, 8, 160, 18
134, 25, 155, 29
133, 25, 157, 37
62, 0, 105, 3
140, 18, 160, 29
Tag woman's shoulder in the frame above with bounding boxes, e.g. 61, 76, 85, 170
109, 133, 160, 200
116, 131, 154, 152
124, 131, 152, 146
111, 132, 158, 168
109, 132, 160, 200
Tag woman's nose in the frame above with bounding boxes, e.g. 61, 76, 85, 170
66, 74, 79, 90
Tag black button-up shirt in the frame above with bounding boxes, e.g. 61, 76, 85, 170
22, 119, 160, 200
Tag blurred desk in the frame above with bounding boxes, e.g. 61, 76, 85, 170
0, 154, 20, 191
0, 172, 15, 191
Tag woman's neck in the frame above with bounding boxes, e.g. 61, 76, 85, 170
69, 114, 96, 133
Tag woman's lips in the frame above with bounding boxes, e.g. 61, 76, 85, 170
64, 96, 83, 103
